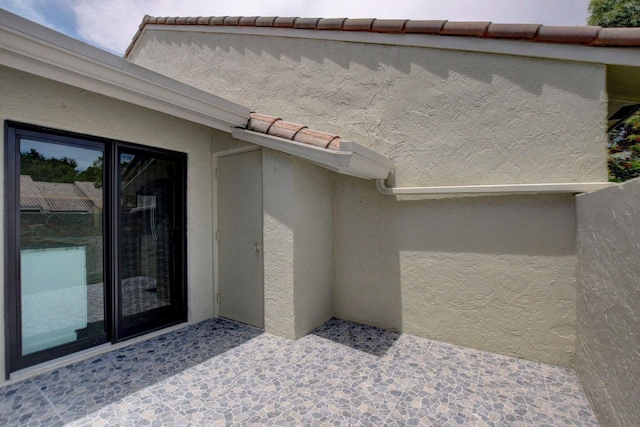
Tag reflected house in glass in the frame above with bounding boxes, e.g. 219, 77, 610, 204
20, 174, 104, 354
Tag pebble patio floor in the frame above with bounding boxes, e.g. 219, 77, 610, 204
1, 318, 598, 426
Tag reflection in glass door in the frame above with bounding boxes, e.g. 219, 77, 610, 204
12, 132, 107, 369
6, 123, 188, 375
117, 147, 186, 339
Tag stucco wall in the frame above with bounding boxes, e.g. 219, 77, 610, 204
262, 150, 334, 339
129, 30, 608, 365
576, 179, 640, 426
130, 29, 607, 186
293, 157, 334, 338
0, 65, 239, 382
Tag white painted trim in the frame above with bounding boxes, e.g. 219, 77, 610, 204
376, 179, 616, 195
7, 322, 191, 385
135, 25, 640, 67
231, 129, 393, 180
0, 10, 251, 133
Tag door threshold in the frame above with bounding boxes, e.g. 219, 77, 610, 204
7, 322, 191, 386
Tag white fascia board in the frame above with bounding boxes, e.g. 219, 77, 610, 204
0, 10, 250, 132
139, 25, 640, 67
231, 129, 394, 180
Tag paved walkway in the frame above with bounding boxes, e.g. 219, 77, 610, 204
2, 318, 598, 426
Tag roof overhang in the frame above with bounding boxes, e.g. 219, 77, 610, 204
232, 128, 394, 180
0, 9, 250, 133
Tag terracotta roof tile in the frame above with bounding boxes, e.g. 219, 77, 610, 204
248, 113, 280, 133
223, 16, 242, 26
403, 20, 447, 34
209, 16, 226, 26
535, 26, 600, 44
255, 16, 277, 27
441, 21, 490, 37
267, 119, 307, 140
126, 15, 640, 59
293, 128, 341, 149
294, 17, 321, 29
238, 16, 258, 26
371, 19, 407, 33
317, 18, 347, 30
486, 23, 541, 39
593, 27, 640, 46
273, 17, 297, 28
343, 18, 376, 31
247, 113, 342, 151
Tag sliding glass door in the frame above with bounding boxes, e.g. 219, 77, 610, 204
116, 146, 187, 340
5, 123, 187, 374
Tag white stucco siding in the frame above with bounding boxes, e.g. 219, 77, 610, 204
293, 158, 334, 338
130, 29, 607, 186
129, 30, 607, 365
576, 179, 640, 426
0, 66, 238, 380
333, 175, 577, 366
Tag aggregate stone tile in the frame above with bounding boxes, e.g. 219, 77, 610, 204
385, 389, 477, 426
0, 380, 57, 426
65, 388, 192, 427
472, 386, 557, 427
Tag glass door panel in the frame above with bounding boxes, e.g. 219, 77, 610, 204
19, 138, 106, 355
117, 147, 186, 339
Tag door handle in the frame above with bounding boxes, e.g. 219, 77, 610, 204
254, 244, 261, 253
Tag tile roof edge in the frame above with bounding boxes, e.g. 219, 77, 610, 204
124, 15, 640, 58
247, 112, 341, 150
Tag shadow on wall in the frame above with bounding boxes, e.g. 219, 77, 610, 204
144, 29, 603, 99
332, 175, 577, 366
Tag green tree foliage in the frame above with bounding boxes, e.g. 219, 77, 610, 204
20, 149, 103, 187
608, 109, 640, 182
588, 0, 640, 27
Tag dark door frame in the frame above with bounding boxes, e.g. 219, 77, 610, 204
4, 121, 187, 377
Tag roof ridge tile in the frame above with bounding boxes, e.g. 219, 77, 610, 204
125, 15, 640, 59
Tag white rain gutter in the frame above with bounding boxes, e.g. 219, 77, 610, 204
376, 179, 615, 195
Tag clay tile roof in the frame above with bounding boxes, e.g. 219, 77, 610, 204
247, 112, 341, 151
125, 15, 640, 58
486, 23, 541, 39
238, 16, 258, 26
317, 18, 347, 30
209, 16, 226, 26
371, 19, 407, 33
273, 17, 297, 28
441, 21, 491, 37
294, 17, 321, 29
594, 27, 640, 46
535, 25, 600, 44
255, 16, 277, 27
403, 20, 447, 34
343, 18, 375, 31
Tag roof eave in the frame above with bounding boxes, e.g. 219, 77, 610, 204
231, 128, 394, 180
0, 9, 250, 133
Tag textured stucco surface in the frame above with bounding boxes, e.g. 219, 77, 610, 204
576, 179, 640, 427
293, 158, 334, 338
333, 176, 578, 366
130, 29, 607, 186
129, 30, 607, 365
262, 150, 334, 339
262, 149, 296, 339
0, 66, 239, 383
